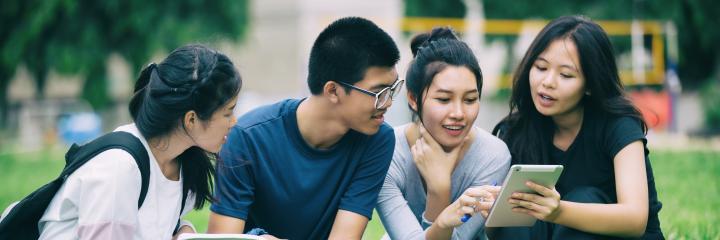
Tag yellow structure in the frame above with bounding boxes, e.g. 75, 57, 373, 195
402, 17, 666, 88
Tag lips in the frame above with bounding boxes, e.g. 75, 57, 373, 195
442, 124, 465, 136
537, 92, 557, 108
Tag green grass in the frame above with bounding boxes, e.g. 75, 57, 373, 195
1, 149, 718, 239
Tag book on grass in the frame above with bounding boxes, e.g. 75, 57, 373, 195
177, 233, 264, 240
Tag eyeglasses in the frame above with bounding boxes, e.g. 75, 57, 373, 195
336, 79, 405, 110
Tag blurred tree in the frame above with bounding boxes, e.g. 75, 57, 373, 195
0, 0, 249, 127
404, 0, 720, 88
405, 0, 465, 18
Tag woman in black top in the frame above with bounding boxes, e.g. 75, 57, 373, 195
490, 15, 663, 239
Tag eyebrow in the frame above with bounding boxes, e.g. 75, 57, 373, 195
227, 104, 237, 110
369, 78, 399, 91
536, 57, 579, 72
434, 89, 479, 94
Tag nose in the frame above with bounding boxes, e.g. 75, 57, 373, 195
448, 100, 465, 120
378, 98, 393, 110
541, 71, 557, 89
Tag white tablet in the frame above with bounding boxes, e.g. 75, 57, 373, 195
485, 164, 563, 227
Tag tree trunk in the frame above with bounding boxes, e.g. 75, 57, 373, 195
0, 68, 10, 129
81, 65, 110, 111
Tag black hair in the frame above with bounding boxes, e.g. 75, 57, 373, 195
128, 44, 242, 209
307, 16, 400, 94
494, 15, 647, 165
406, 27, 483, 120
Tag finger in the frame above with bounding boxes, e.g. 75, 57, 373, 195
511, 192, 540, 204
512, 207, 543, 219
525, 181, 556, 198
477, 201, 495, 211
418, 123, 428, 139
480, 210, 489, 218
510, 198, 543, 212
487, 186, 501, 196
460, 206, 475, 214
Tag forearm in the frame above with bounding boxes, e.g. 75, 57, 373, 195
424, 180, 451, 221
553, 201, 648, 237
425, 222, 453, 240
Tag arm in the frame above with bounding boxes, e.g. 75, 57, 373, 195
207, 127, 255, 234
412, 125, 470, 221
335, 125, 395, 239
510, 141, 649, 237
552, 140, 648, 236
376, 158, 427, 240
75, 150, 142, 240
207, 212, 246, 233
328, 210, 369, 240
425, 187, 495, 240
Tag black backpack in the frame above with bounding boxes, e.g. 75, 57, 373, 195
0, 131, 151, 239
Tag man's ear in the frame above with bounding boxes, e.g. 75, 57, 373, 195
324, 80, 342, 104
407, 91, 418, 112
183, 110, 197, 129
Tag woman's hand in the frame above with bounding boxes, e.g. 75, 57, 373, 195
411, 125, 469, 189
508, 181, 562, 222
171, 225, 195, 240
260, 234, 286, 240
434, 186, 496, 229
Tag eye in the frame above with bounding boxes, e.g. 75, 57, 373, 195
435, 98, 450, 103
560, 73, 575, 79
464, 98, 478, 104
534, 64, 547, 71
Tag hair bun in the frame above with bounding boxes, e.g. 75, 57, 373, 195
409, 27, 458, 57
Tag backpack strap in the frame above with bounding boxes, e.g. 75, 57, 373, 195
173, 163, 191, 234
63, 131, 151, 208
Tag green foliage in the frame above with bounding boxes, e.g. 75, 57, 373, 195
700, 79, 720, 131
0, 0, 249, 125
405, 0, 465, 18
404, 0, 720, 89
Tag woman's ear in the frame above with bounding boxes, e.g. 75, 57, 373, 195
183, 111, 197, 129
407, 91, 418, 112
324, 81, 342, 104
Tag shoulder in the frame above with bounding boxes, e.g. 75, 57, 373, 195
367, 122, 396, 146
235, 99, 300, 129
472, 127, 511, 157
70, 149, 141, 183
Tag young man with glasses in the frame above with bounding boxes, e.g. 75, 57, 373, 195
208, 17, 401, 239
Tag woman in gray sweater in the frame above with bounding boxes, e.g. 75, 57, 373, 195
376, 27, 511, 240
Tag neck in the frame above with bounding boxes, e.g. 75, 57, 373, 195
405, 121, 474, 155
552, 106, 584, 136
296, 96, 349, 149
147, 131, 193, 180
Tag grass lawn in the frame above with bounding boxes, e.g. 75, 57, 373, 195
1, 148, 718, 239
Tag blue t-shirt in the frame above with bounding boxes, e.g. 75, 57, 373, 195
211, 99, 395, 239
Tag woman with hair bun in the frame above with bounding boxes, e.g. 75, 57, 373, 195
377, 28, 511, 240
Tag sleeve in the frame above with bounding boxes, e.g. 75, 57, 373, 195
605, 117, 647, 159
376, 151, 426, 240
454, 137, 512, 239
210, 127, 256, 220
71, 149, 142, 240
469, 137, 512, 188
338, 126, 395, 219
179, 192, 198, 232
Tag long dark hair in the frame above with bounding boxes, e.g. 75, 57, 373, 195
494, 15, 647, 165
129, 44, 242, 209
406, 27, 483, 120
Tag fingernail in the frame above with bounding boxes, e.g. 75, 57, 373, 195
460, 214, 471, 223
